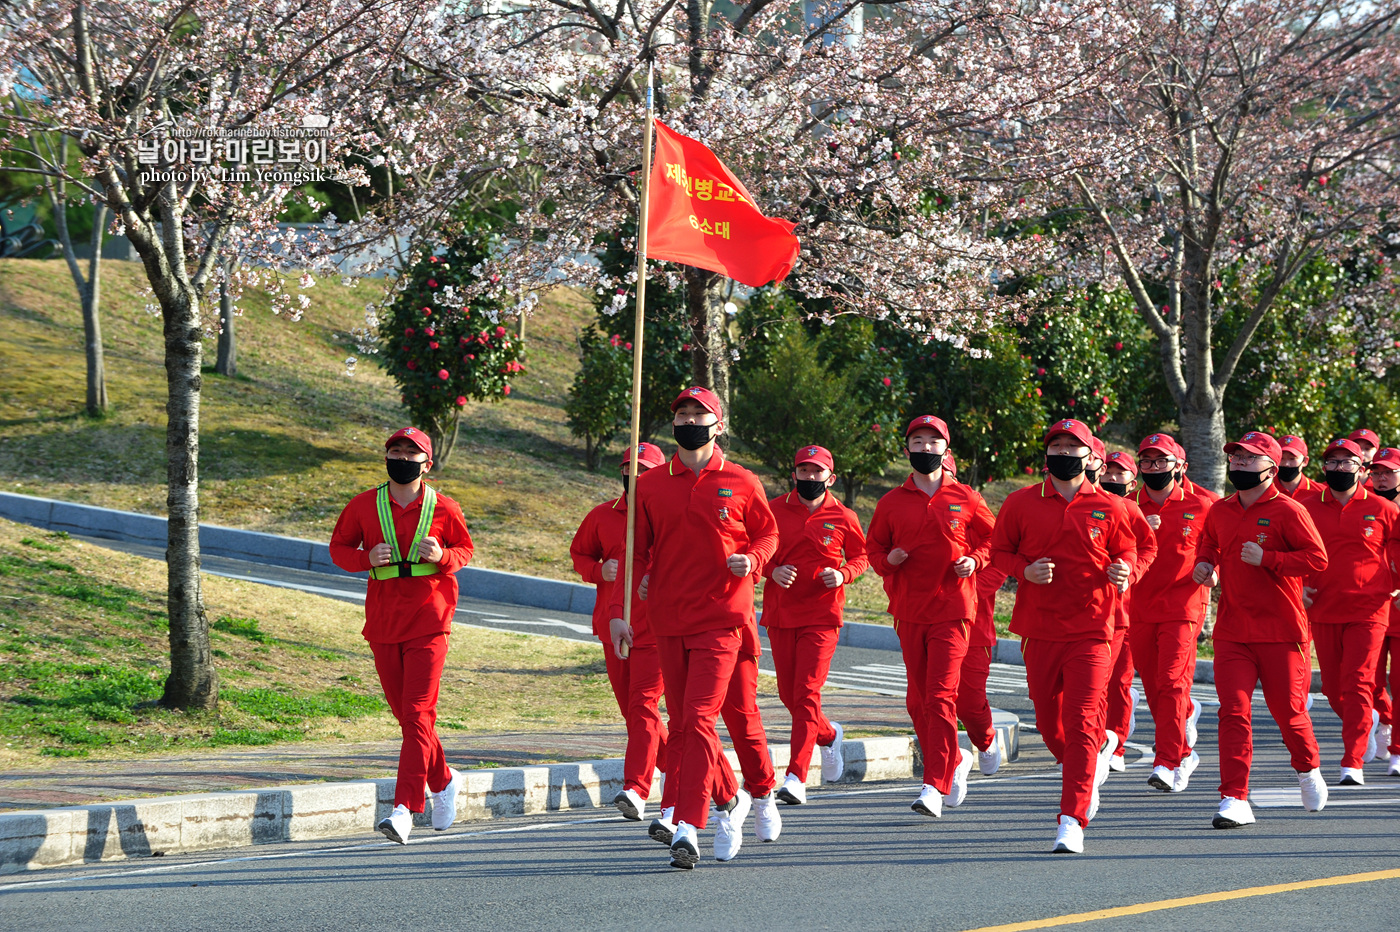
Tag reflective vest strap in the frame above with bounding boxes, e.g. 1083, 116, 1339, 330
406, 485, 438, 563
372, 483, 439, 578
375, 484, 402, 564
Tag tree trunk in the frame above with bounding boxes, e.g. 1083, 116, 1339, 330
1178, 400, 1227, 496
160, 287, 218, 711
428, 410, 461, 471
685, 269, 730, 415
81, 203, 108, 416
215, 277, 236, 377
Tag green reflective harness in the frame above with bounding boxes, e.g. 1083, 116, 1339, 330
369, 483, 440, 580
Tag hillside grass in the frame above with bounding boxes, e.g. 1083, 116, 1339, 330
0, 517, 624, 766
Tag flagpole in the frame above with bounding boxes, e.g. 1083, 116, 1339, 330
620, 62, 655, 661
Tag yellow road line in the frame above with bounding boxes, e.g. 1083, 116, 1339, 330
961, 868, 1400, 932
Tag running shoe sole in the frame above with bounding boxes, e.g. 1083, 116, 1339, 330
649, 820, 674, 845
775, 787, 804, 805
613, 792, 641, 821
669, 843, 698, 870
1147, 773, 1174, 792
911, 800, 940, 817
377, 819, 407, 845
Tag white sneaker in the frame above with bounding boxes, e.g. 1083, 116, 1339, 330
1174, 750, 1200, 791
1378, 723, 1393, 758
911, 783, 943, 818
1087, 781, 1102, 822
1364, 709, 1381, 763
613, 787, 645, 821
1108, 753, 1126, 773
669, 821, 699, 870
1095, 731, 1119, 788
1305, 693, 1315, 711
713, 789, 751, 861
1148, 765, 1177, 792
648, 807, 676, 845
429, 767, 464, 831
1213, 796, 1256, 829
1186, 697, 1203, 749
947, 747, 975, 808
753, 793, 781, 842
978, 737, 1002, 776
775, 773, 807, 805
1051, 814, 1084, 853
1127, 686, 1140, 740
1390, 754, 1400, 777
1299, 768, 1328, 811
1339, 766, 1365, 786
377, 803, 413, 845
820, 722, 845, 782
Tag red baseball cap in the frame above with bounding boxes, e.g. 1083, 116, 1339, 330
1138, 432, 1178, 460
944, 452, 958, 477
1322, 438, 1365, 463
794, 444, 834, 471
385, 427, 432, 458
1278, 434, 1309, 459
1089, 437, 1107, 462
1044, 418, 1094, 448
671, 386, 724, 419
1105, 451, 1138, 476
905, 414, 950, 441
1223, 430, 1282, 464
1348, 428, 1381, 450
620, 442, 666, 470
1371, 447, 1400, 470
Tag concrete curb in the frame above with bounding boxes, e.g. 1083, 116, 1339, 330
0, 726, 1018, 874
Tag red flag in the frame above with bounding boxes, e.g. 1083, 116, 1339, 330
645, 120, 799, 287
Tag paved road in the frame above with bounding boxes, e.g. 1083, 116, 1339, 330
5, 707, 1398, 932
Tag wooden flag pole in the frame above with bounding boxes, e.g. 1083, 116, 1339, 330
619, 63, 655, 661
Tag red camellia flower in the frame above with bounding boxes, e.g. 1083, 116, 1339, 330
424, 326, 435, 336
438, 369, 449, 380
624, 342, 633, 350
429, 341, 439, 350
1113, 341, 1123, 351
456, 396, 467, 406
427, 279, 439, 288
1036, 367, 1045, 375
1068, 398, 1076, 407
460, 337, 469, 346
406, 360, 417, 370
503, 385, 512, 395
466, 354, 475, 360
1024, 466, 1035, 475
495, 326, 507, 337
1034, 387, 1042, 396
429, 256, 439, 264
871, 424, 881, 432
405, 327, 415, 336
881, 377, 892, 386
423, 309, 432, 316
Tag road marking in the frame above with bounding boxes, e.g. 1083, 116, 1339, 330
959, 868, 1400, 932
203, 571, 366, 601
1251, 785, 1400, 808
457, 608, 512, 617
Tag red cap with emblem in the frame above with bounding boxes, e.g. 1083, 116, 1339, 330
385, 427, 432, 458
1371, 447, 1400, 470
1138, 432, 1179, 460
1044, 418, 1094, 448
794, 444, 834, 471
1223, 430, 1282, 463
905, 414, 949, 441
1089, 436, 1107, 462
1348, 428, 1381, 450
671, 386, 724, 419
1278, 434, 1309, 459
1322, 438, 1365, 463
1105, 451, 1138, 476
620, 442, 666, 470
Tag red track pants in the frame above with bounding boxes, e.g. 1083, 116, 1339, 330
370, 633, 453, 812
656, 627, 742, 828
897, 619, 969, 795
1213, 639, 1320, 800
1022, 637, 1112, 828
1384, 637, 1400, 755
601, 636, 668, 798
1314, 621, 1388, 769
957, 646, 996, 753
721, 650, 777, 798
1105, 626, 1134, 756
767, 625, 840, 781
1129, 620, 1199, 768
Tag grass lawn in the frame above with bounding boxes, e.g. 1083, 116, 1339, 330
0, 517, 624, 765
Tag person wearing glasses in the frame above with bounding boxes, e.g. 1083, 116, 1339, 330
1192, 431, 1329, 829
1300, 439, 1400, 785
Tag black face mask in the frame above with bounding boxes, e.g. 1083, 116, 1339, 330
386, 457, 424, 484
1228, 468, 1270, 492
1276, 465, 1302, 483
1142, 471, 1173, 491
1045, 454, 1086, 481
908, 451, 943, 475
1101, 481, 1130, 497
1324, 469, 1358, 493
672, 423, 714, 451
1085, 466, 1101, 483
1377, 487, 1398, 501
795, 478, 827, 501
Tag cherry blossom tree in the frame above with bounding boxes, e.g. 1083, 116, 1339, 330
0, 0, 461, 709
417, 0, 1134, 404
1023, 0, 1400, 490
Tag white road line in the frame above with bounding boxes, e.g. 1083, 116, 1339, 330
457, 608, 512, 618
204, 571, 365, 602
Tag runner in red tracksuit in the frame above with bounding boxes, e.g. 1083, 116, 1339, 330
763, 444, 869, 806
868, 415, 995, 819
990, 418, 1137, 854
1368, 448, 1400, 774
570, 442, 669, 822
1096, 450, 1158, 774
1277, 435, 1319, 500
1193, 431, 1329, 829
329, 427, 474, 845
1301, 438, 1400, 785
607, 386, 779, 869
1129, 433, 1217, 793
1349, 430, 1390, 727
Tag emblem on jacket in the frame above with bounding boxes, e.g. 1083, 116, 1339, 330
821, 536, 833, 546
1365, 526, 1375, 538
717, 506, 731, 521
1256, 532, 1268, 545
949, 517, 961, 530
1088, 527, 1103, 541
